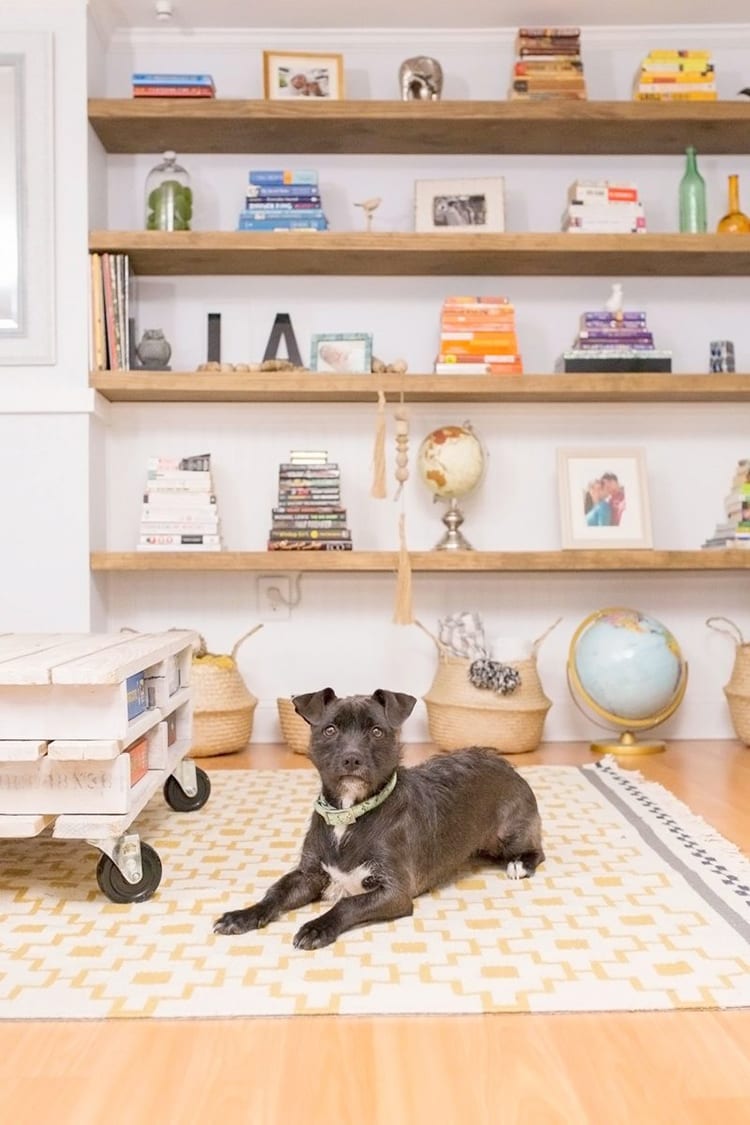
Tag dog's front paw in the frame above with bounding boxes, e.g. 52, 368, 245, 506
506, 859, 529, 881
293, 918, 340, 950
213, 905, 271, 935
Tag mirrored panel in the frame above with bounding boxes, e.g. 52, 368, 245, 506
0, 32, 55, 366
0, 61, 22, 334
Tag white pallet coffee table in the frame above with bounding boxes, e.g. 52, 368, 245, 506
0, 630, 210, 902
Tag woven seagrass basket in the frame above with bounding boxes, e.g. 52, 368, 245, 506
277, 697, 310, 756
706, 616, 750, 744
189, 626, 262, 758
418, 618, 560, 754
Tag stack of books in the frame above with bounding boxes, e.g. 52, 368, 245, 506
563, 180, 647, 234
434, 296, 523, 375
558, 309, 673, 373
132, 73, 216, 98
510, 27, 587, 101
702, 460, 750, 549
89, 251, 132, 371
137, 454, 223, 552
268, 451, 352, 551
634, 51, 716, 101
238, 170, 329, 232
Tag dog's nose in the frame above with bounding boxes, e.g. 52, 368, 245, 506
340, 752, 362, 772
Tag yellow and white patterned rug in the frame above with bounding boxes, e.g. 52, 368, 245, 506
1, 760, 749, 1019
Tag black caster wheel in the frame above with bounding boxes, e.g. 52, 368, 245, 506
96, 842, 163, 903
163, 766, 211, 812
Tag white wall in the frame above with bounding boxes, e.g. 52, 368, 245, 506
0, 0, 95, 630
86, 22, 750, 744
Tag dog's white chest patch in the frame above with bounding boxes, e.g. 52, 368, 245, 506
322, 862, 372, 902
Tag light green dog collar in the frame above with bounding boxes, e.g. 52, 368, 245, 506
314, 771, 398, 828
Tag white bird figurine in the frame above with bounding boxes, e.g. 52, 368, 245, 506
354, 196, 382, 232
605, 282, 624, 320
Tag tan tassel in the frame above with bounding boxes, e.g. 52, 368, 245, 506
393, 512, 414, 624
370, 388, 387, 499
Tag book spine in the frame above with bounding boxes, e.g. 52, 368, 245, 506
518, 26, 581, 38
242, 200, 323, 211
237, 217, 328, 230
645, 50, 712, 59
272, 513, 347, 523
437, 352, 522, 363
267, 540, 353, 551
269, 528, 350, 540
434, 363, 523, 374
139, 534, 222, 546
240, 207, 326, 218
246, 184, 322, 198
637, 83, 717, 94
248, 170, 319, 186
133, 87, 215, 97
132, 73, 216, 84
142, 493, 217, 506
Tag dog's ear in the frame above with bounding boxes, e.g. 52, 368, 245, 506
372, 689, 417, 728
292, 687, 337, 725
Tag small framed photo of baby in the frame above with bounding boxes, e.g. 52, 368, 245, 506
310, 333, 373, 374
557, 447, 653, 550
263, 51, 345, 100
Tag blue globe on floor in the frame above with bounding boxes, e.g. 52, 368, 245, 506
567, 607, 688, 755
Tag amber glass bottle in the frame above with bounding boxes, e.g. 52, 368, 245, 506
717, 174, 750, 233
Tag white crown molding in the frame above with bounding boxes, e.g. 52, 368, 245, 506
110, 22, 750, 50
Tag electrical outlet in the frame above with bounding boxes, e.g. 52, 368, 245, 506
257, 575, 291, 621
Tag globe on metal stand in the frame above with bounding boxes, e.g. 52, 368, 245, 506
566, 607, 689, 756
435, 497, 472, 550
416, 423, 486, 552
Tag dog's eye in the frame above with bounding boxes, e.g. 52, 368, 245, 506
371, 726, 384, 738
323, 724, 336, 737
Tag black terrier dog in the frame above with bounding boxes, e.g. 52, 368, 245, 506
213, 688, 544, 950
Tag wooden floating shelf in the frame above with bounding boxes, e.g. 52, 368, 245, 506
88, 231, 750, 278
91, 550, 750, 574
90, 372, 750, 404
87, 99, 750, 156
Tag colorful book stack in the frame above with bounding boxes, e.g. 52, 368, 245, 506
702, 460, 750, 548
563, 180, 647, 234
137, 454, 223, 552
238, 169, 329, 231
510, 27, 587, 101
559, 309, 672, 373
634, 51, 716, 101
131, 73, 216, 98
268, 451, 352, 551
434, 296, 523, 375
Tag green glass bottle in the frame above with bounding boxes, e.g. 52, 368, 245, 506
679, 146, 707, 233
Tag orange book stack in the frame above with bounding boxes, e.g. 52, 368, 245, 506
435, 296, 523, 375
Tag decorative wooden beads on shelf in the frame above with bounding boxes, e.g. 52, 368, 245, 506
394, 405, 409, 500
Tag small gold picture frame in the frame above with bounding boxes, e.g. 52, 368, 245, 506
263, 51, 345, 100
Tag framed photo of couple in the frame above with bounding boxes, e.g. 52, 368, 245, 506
557, 447, 653, 549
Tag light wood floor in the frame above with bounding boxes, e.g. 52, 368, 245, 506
2, 740, 749, 1125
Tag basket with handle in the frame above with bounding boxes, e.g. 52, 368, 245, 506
276, 697, 311, 756
417, 617, 561, 754
189, 625, 263, 758
706, 616, 750, 744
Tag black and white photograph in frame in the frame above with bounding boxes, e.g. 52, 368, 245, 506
414, 178, 505, 233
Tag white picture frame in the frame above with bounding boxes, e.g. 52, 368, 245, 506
557, 447, 653, 550
0, 31, 55, 365
310, 332, 373, 374
414, 177, 505, 233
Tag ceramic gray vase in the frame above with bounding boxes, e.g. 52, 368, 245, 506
136, 329, 172, 369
